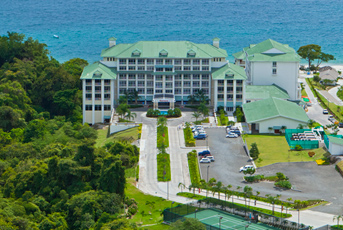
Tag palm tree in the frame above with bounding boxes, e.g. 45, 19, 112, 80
157, 116, 167, 127
198, 102, 209, 118
187, 94, 196, 104
192, 111, 201, 123
297, 124, 304, 129
195, 89, 208, 103
280, 126, 286, 134
214, 181, 223, 199
125, 110, 137, 121
307, 119, 316, 129
123, 90, 131, 104
333, 215, 343, 226
255, 191, 260, 206
243, 186, 253, 209
130, 89, 140, 104
286, 198, 292, 217
178, 182, 185, 193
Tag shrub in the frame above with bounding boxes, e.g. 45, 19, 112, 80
244, 175, 264, 182
157, 126, 169, 149
295, 145, 303, 151
276, 172, 287, 181
184, 127, 195, 147
308, 151, 315, 157
157, 153, 171, 181
233, 107, 245, 122
274, 180, 292, 189
187, 150, 201, 184
249, 143, 260, 159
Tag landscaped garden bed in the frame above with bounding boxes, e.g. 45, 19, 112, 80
157, 153, 171, 181
147, 108, 181, 118
183, 126, 195, 147
187, 150, 201, 184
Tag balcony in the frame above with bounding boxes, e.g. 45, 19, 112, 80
95, 97, 101, 100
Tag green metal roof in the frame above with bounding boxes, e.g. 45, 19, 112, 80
242, 97, 309, 123
80, 62, 117, 80
238, 39, 301, 62
245, 84, 290, 100
109, 37, 117, 41
212, 63, 247, 80
232, 51, 245, 59
328, 135, 343, 145
101, 41, 228, 58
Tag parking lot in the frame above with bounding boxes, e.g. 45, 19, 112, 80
197, 128, 343, 214
197, 128, 252, 184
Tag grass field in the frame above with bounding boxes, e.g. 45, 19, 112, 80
245, 135, 327, 167
126, 178, 174, 229
95, 126, 139, 147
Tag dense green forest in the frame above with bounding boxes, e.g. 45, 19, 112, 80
0, 32, 139, 229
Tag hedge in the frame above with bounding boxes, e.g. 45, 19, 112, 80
183, 127, 195, 147
274, 180, 292, 189
187, 150, 201, 184
157, 126, 169, 148
244, 175, 265, 182
157, 153, 171, 181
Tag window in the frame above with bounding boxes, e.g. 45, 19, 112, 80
95, 94, 101, 100
147, 88, 154, 94
104, 105, 111, 111
202, 74, 209, 80
95, 105, 101, 111
183, 81, 191, 87
227, 87, 233, 92
119, 66, 127, 70
86, 94, 92, 100
104, 80, 110, 85
193, 89, 199, 94
155, 75, 162, 81
193, 59, 200, 65
272, 69, 277, 75
95, 79, 101, 85
138, 74, 145, 79
86, 105, 92, 110
183, 74, 190, 80
165, 59, 172, 64
147, 66, 154, 71
138, 66, 145, 70
202, 66, 209, 71
104, 86, 110, 92
128, 88, 135, 93
175, 88, 182, 94
193, 66, 200, 71
193, 81, 200, 87
119, 74, 126, 79
193, 74, 200, 80
147, 59, 154, 65
218, 87, 224, 93
183, 66, 191, 71
236, 87, 242, 92
272, 62, 277, 67
184, 59, 190, 65
155, 82, 163, 88
175, 75, 182, 80
218, 80, 224, 84
119, 81, 127, 87
138, 59, 145, 65
104, 94, 110, 100
155, 89, 163, 93
165, 89, 173, 94
183, 88, 190, 94
147, 81, 153, 87
147, 74, 153, 80
128, 81, 136, 87
202, 81, 209, 87
86, 86, 92, 91
165, 75, 173, 81
128, 74, 136, 79
174, 59, 181, 65
119, 89, 126, 94
156, 59, 163, 65
202, 59, 209, 65
86, 79, 92, 85
165, 68, 172, 72
237, 80, 243, 84
227, 80, 233, 84
156, 67, 163, 72
217, 95, 224, 100
128, 59, 136, 65
165, 82, 172, 88
202, 88, 209, 94
138, 81, 145, 87
119, 59, 126, 64
227, 107, 234, 112
174, 66, 182, 70
128, 66, 136, 70
175, 81, 182, 87
227, 94, 233, 100
138, 88, 145, 94
95, 86, 101, 92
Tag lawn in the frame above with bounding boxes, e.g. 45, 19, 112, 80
95, 126, 139, 148
125, 178, 174, 229
245, 135, 327, 167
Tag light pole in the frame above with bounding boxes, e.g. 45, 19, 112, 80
207, 165, 210, 182
219, 216, 223, 230
297, 209, 300, 229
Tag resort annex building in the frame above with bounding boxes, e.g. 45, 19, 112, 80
81, 38, 301, 124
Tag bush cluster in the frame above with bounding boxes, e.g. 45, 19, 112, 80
184, 127, 196, 147
146, 108, 181, 117
187, 150, 201, 184
274, 180, 292, 189
308, 151, 315, 157
157, 153, 171, 181
244, 175, 264, 182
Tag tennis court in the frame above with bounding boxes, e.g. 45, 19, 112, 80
184, 209, 279, 230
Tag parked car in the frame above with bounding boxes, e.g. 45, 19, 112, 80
198, 150, 211, 156
339, 123, 343, 128
230, 130, 241, 136
230, 126, 239, 130
239, 165, 254, 172
206, 156, 215, 162
307, 103, 312, 107
328, 115, 334, 120
200, 158, 211, 163
226, 133, 238, 138
194, 134, 207, 140
323, 109, 329, 114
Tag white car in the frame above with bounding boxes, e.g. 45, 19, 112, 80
239, 165, 254, 172
200, 158, 211, 163
206, 156, 215, 162
323, 109, 329, 114
226, 133, 238, 138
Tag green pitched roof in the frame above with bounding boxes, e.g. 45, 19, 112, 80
242, 97, 309, 123
245, 85, 290, 100
328, 135, 343, 145
238, 39, 300, 62
80, 62, 116, 80
212, 63, 247, 80
101, 41, 228, 58
232, 51, 245, 59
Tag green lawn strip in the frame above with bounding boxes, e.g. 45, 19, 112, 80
187, 150, 201, 184
139, 223, 171, 230
301, 88, 308, 97
289, 201, 329, 211
177, 192, 291, 218
217, 116, 228, 126
194, 117, 209, 125
157, 126, 169, 148
245, 135, 327, 167
157, 153, 171, 181
183, 127, 196, 147
95, 126, 139, 148
126, 178, 176, 227
331, 225, 343, 230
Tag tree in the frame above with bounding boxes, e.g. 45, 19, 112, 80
213, 181, 223, 199
187, 95, 196, 104
249, 142, 260, 159
198, 103, 209, 118
170, 218, 206, 230
116, 103, 129, 119
297, 124, 304, 129
130, 89, 140, 104
157, 116, 167, 127
192, 111, 201, 123
178, 182, 185, 193
297, 44, 335, 70
125, 110, 137, 121
243, 186, 253, 208
313, 75, 321, 82
195, 89, 208, 103
333, 215, 343, 226
307, 119, 316, 129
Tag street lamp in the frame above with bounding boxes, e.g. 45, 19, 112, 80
195, 209, 198, 219
219, 216, 223, 230
207, 165, 210, 182
297, 209, 300, 229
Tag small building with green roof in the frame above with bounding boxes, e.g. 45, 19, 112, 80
242, 97, 309, 133
233, 39, 301, 101
245, 84, 290, 102
326, 135, 343, 156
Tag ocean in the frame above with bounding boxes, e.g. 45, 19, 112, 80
1, 0, 342, 64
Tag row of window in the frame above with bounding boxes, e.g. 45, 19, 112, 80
217, 80, 244, 84
85, 86, 111, 92
85, 94, 111, 100
217, 87, 243, 92
117, 88, 209, 95
85, 105, 111, 111
118, 66, 209, 71
85, 79, 111, 85
118, 59, 210, 65
118, 74, 210, 80
218, 95, 243, 100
